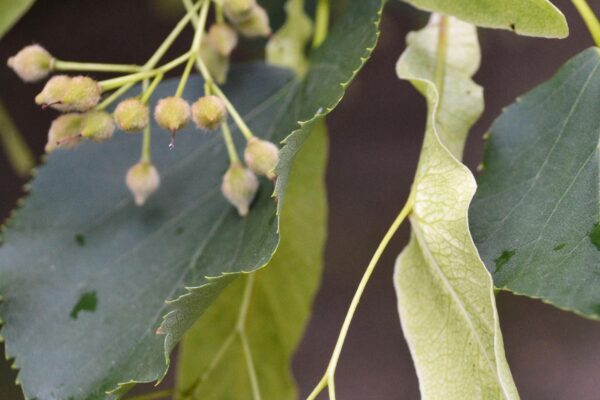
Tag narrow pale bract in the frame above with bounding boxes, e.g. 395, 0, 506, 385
393, 16, 519, 400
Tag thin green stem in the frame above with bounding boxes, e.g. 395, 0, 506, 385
306, 375, 327, 400
145, 1, 201, 68
53, 60, 142, 73
141, 73, 164, 104
184, 0, 254, 141
221, 122, 240, 163
95, 3, 201, 110
211, 83, 254, 140
434, 16, 448, 106
572, 0, 600, 46
0, 99, 34, 177
312, 0, 330, 48
96, 84, 132, 111
124, 389, 174, 400
176, 0, 210, 97
215, 0, 225, 24
141, 79, 152, 163
306, 193, 415, 400
99, 51, 191, 91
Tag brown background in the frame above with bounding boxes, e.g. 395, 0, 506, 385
2, 1, 600, 399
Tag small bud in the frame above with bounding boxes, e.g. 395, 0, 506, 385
233, 6, 271, 38
191, 95, 227, 131
223, 0, 257, 22
7, 44, 54, 82
221, 162, 258, 216
81, 111, 115, 142
46, 113, 83, 153
207, 23, 238, 57
114, 98, 149, 132
126, 162, 160, 206
201, 38, 230, 84
154, 96, 191, 132
35, 75, 101, 112
244, 137, 279, 179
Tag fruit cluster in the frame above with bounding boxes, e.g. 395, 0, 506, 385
7, 0, 279, 215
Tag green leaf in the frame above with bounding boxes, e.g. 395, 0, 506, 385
266, 0, 313, 75
470, 48, 600, 319
400, 0, 568, 38
0, 0, 34, 39
159, 0, 383, 366
0, 66, 290, 400
0, 1, 384, 398
176, 121, 327, 400
393, 16, 519, 399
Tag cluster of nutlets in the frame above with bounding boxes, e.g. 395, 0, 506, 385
7, 0, 281, 217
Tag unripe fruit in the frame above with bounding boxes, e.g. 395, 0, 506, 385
244, 137, 279, 179
81, 111, 115, 142
46, 113, 83, 153
154, 96, 191, 132
7, 44, 53, 82
221, 162, 258, 216
207, 23, 238, 57
126, 161, 160, 206
201, 38, 229, 84
35, 75, 101, 112
114, 98, 149, 132
223, 0, 256, 22
191, 95, 227, 131
234, 6, 271, 38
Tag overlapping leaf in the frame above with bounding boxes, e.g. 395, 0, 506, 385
0, 1, 384, 399
401, 0, 567, 38
393, 16, 519, 399
470, 48, 600, 319
176, 122, 327, 400
0, 0, 34, 38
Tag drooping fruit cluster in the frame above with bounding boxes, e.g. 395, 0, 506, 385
7, 0, 280, 215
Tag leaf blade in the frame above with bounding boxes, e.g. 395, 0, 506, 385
176, 121, 327, 400
393, 16, 519, 399
401, 0, 567, 38
0, 0, 34, 38
470, 48, 600, 319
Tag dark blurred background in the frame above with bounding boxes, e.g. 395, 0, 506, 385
2, 1, 600, 399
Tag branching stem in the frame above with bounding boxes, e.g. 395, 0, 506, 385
306, 192, 415, 400
176, 0, 210, 97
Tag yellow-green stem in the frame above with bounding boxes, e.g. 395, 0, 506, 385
221, 122, 240, 163
312, 0, 330, 48
141, 73, 164, 104
183, 0, 254, 141
176, 0, 211, 97
53, 60, 142, 73
0, 99, 34, 178
215, 0, 225, 24
95, 2, 201, 110
99, 51, 191, 91
141, 79, 152, 164
306, 192, 415, 400
572, 0, 600, 46
210, 82, 254, 140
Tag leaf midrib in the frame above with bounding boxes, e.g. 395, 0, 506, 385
410, 218, 509, 399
